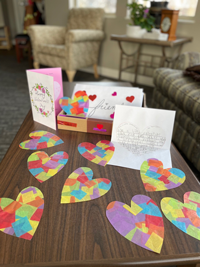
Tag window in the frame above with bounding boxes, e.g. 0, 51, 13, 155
127, 0, 199, 17
69, 0, 117, 14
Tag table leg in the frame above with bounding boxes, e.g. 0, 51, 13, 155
15, 40, 21, 63
160, 46, 166, 67
134, 44, 142, 84
118, 48, 123, 81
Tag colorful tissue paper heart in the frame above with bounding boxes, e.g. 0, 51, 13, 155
0, 186, 44, 240
140, 158, 186, 192
61, 167, 112, 203
161, 192, 200, 240
106, 195, 164, 253
28, 151, 68, 183
19, 130, 64, 150
78, 140, 115, 166
59, 90, 89, 117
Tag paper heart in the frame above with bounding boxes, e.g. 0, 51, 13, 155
78, 140, 115, 166
0, 186, 44, 240
19, 130, 64, 150
61, 167, 112, 203
89, 95, 97, 101
110, 112, 115, 119
117, 124, 166, 155
97, 124, 103, 130
161, 191, 200, 240
140, 158, 186, 191
59, 91, 89, 117
126, 96, 135, 103
112, 92, 117, 96
106, 195, 164, 253
28, 151, 69, 183
54, 81, 61, 100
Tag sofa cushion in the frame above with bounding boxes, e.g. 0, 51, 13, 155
37, 44, 66, 58
153, 68, 200, 125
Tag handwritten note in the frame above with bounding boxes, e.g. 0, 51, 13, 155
117, 124, 166, 155
108, 105, 175, 170
26, 71, 56, 129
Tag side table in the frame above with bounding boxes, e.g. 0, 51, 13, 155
15, 34, 32, 65
111, 35, 193, 84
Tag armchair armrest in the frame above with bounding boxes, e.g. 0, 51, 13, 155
28, 25, 66, 46
67, 29, 104, 43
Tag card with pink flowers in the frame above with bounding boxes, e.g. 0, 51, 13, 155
26, 68, 63, 130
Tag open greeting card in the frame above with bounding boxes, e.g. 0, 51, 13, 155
72, 84, 144, 120
57, 85, 144, 135
26, 68, 63, 130
108, 105, 176, 170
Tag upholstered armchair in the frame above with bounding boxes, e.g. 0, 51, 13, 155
28, 8, 105, 81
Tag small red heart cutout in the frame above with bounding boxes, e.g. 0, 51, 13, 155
97, 124, 103, 130
126, 96, 135, 103
89, 95, 97, 101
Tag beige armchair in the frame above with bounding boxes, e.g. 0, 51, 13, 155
28, 8, 105, 81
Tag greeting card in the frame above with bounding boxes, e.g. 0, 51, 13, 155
72, 84, 143, 121
26, 68, 63, 130
108, 105, 176, 170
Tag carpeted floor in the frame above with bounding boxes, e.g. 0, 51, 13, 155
0, 48, 199, 180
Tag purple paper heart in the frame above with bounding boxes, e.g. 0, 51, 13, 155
106, 195, 164, 254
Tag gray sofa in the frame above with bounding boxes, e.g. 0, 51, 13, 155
151, 52, 200, 172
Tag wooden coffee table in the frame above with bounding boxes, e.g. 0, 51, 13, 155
0, 82, 200, 267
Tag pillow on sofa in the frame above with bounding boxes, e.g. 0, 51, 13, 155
184, 64, 200, 81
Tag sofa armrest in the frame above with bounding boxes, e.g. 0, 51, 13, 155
67, 29, 104, 43
28, 25, 66, 46
174, 52, 200, 70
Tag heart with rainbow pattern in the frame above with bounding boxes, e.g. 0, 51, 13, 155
28, 151, 68, 183
0, 186, 44, 240
61, 167, 112, 203
19, 130, 63, 150
140, 158, 186, 191
161, 191, 200, 241
78, 140, 115, 166
106, 195, 164, 253
59, 90, 89, 117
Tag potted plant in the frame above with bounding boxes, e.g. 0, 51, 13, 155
127, 0, 155, 38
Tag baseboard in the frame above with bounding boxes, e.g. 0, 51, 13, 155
79, 66, 154, 87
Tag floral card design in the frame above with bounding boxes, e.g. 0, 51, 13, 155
30, 83, 54, 118
28, 68, 63, 115
26, 71, 56, 130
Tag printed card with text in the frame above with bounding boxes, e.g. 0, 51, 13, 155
108, 105, 176, 170
26, 68, 63, 130
72, 84, 143, 120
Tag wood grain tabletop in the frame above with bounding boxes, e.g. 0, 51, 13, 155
0, 82, 200, 267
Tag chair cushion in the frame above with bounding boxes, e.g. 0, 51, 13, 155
37, 44, 66, 57
153, 68, 200, 125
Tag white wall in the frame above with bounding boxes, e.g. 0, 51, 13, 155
45, 0, 69, 26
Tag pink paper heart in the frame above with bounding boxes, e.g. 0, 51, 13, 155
110, 112, 115, 119
112, 92, 117, 96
